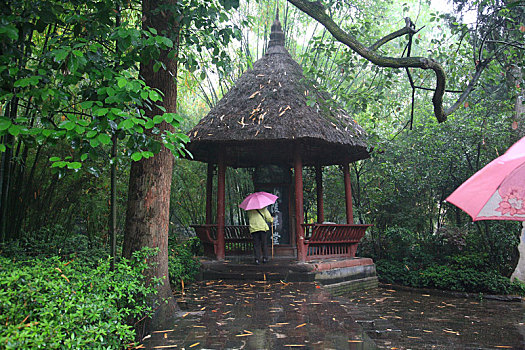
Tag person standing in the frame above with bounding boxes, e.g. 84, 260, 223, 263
247, 206, 273, 265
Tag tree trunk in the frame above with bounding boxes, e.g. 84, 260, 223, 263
123, 0, 180, 333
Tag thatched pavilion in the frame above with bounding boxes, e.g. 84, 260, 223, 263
186, 13, 371, 263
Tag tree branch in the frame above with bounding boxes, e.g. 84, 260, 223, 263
369, 17, 416, 51
288, 0, 448, 122
444, 59, 489, 116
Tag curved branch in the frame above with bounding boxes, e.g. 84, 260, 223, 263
288, 0, 447, 122
444, 59, 490, 117
369, 17, 416, 51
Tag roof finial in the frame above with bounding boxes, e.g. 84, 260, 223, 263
268, 7, 285, 48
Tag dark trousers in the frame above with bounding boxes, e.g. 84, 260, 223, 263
252, 230, 269, 261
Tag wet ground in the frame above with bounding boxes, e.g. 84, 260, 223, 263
142, 281, 525, 349
345, 287, 525, 349
142, 280, 376, 349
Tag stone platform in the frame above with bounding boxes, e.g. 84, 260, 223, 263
199, 257, 378, 295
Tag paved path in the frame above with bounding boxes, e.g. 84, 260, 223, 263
142, 280, 378, 349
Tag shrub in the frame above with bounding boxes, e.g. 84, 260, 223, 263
1, 225, 107, 265
376, 259, 525, 296
0, 248, 158, 349
168, 237, 201, 289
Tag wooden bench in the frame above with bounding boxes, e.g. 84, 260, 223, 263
191, 225, 252, 257
302, 224, 372, 260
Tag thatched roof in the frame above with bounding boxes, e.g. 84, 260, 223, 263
185, 14, 369, 168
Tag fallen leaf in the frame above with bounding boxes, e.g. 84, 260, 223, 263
249, 91, 260, 99
295, 323, 307, 328
189, 343, 200, 348
152, 329, 175, 333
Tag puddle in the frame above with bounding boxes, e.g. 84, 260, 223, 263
344, 287, 525, 349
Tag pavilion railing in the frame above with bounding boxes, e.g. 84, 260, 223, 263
301, 223, 372, 261
191, 224, 252, 257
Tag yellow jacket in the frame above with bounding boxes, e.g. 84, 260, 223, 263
247, 207, 273, 233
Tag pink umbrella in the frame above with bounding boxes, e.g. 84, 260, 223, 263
446, 136, 525, 221
239, 191, 278, 211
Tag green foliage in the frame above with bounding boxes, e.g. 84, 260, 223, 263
0, 0, 189, 169
0, 248, 159, 349
376, 259, 525, 295
369, 223, 523, 295
0, 225, 107, 265
168, 237, 201, 288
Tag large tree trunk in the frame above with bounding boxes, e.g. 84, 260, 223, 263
123, 0, 180, 333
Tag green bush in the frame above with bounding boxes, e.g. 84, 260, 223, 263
376, 259, 525, 296
0, 248, 158, 349
168, 237, 201, 289
1, 225, 107, 266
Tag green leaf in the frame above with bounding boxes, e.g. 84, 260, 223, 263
145, 119, 155, 129
89, 138, 100, 147
117, 77, 127, 88
149, 90, 161, 102
93, 108, 109, 116
53, 49, 69, 62
118, 119, 135, 130
0, 118, 11, 131
153, 115, 164, 124
0, 24, 18, 40
153, 62, 161, 73
61, 121, 76, 131
142, 151, 154, 159
86, 130, 97, 138
8, 124, 21, 136
49, 156, 61, 162
52, 161, 67, 168
97, 133, 112, 145
14, 76, 41, 88
79, 101, 94, 109
80, 153, 88, 161
67, 162, 82, 169
131, 152, 143, 161
0, 144, 6, 152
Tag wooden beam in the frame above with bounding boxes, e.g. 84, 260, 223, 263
216, 153, 226, 260
205, 163, 214, 225
343, 162, 354, 224
294, 148, 306, 262
315, 165, 324, 223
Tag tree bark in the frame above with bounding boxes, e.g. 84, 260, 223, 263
123, 0, 180, 333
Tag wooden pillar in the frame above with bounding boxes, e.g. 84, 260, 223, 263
315, 165, 324, 223
343, 162, 354, 224
216, 153, 226, 260
205, 163, 214, 225
294, 148, 306, 262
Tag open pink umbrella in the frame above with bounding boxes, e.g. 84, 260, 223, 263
446, 136, 525, 221
239, 191, 278, 211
